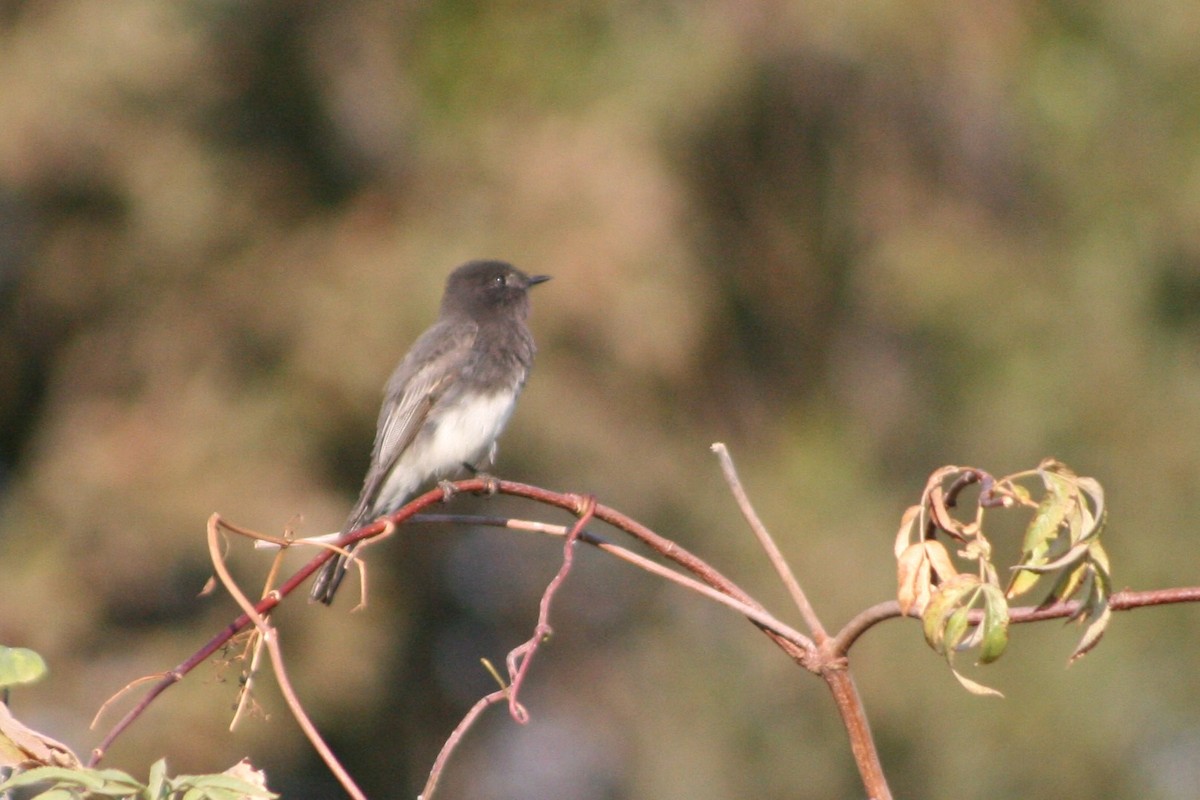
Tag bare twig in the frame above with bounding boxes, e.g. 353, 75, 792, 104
230, 535, 291, 731
507, 496, 593, 722
712, 443, 827, 641
205, 514, 367, 800
414, 514, 815, 650
829, 601, 904, 657
89, 675, 168, 732
708, 444, 888, 797
420, 689, 508, 800
421, 496, 595, 799
88, 511, 381, 765
87, 478, 823, 764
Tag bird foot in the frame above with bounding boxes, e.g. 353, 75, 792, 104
460, 461, 499, 495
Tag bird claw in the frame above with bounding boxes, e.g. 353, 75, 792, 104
438, 479, 458, 501
460, 461, 499, 495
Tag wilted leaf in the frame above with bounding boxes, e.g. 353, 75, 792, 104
0, 702, 80, 769
1069, 596, 1111, 664
1075, 476, 1106, 541
895, 505, 923, 558
896, 543, 932, 616
222, 759, 273, 797
898, 540, 961, 616
924, 540, 959, 583
950, 665, 1005, 698
929, 485, 965, 539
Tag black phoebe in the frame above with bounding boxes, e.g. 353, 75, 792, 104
310, 259, 549, 605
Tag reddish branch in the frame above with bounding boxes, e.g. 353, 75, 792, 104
87, 480, 811, 765
85, 474, 1200, 800
507, 495, 593, 722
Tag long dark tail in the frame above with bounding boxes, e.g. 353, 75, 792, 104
309, 540, 358, 605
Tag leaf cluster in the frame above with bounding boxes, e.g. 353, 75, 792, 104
895, 459, 1111, 694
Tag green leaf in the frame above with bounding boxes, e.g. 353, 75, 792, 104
922, 575, 979, 652
1042, 561, 1086, 607
1011, 488, 1069, 596
1073, 571, 1100, 623
1018, 540, 1091, 574
30, 789, 79, 800
977, 585, 1010, 664
1089, 539, 1112, 575
146, 758, 168, 799
0, 766, 106, 791
1006, 482, 1033, 506
1007, 565, 1042, 599
943, 604, 972, 653
91, 767, 144, 788
0, 647, 48, 688
176, 774, 277, 797
1027, 472, 1070, 548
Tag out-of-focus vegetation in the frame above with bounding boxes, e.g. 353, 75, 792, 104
2, 1, 1199, 797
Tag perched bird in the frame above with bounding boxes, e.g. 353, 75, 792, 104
310, 260, 550, 605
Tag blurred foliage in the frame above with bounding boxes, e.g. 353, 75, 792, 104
1, 0, 1200, 798
0, 756, 275, 799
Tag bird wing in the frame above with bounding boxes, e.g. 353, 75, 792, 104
342, 320, 478, 531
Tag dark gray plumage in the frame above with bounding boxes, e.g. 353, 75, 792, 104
310, 260, 549, 605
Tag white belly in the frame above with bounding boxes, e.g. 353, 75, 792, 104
374, 390, 518, 510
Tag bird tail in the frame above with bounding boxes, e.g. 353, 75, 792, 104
309, 540, 357, 605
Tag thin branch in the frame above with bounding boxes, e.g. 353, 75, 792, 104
421, 497, 595, 799
506, 495, 592, 722
89, 675, 167, 732
205, 515, 367, 800
830, 601, 904, 657
416, 513, 815, 651
90, 470, 1200, 799
420, 689, 507, 800
712, 443, 827, 641
824, 669, 890, 800
230, 538, 291, 731
86, 478, 822, 764
829, 587, 1200, 657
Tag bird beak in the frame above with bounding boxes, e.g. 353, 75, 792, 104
527, 274, 552, 287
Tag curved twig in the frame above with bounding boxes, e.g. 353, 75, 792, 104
88, 479, 815, 765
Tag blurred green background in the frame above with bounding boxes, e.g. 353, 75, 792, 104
2, 1, 1200, 797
